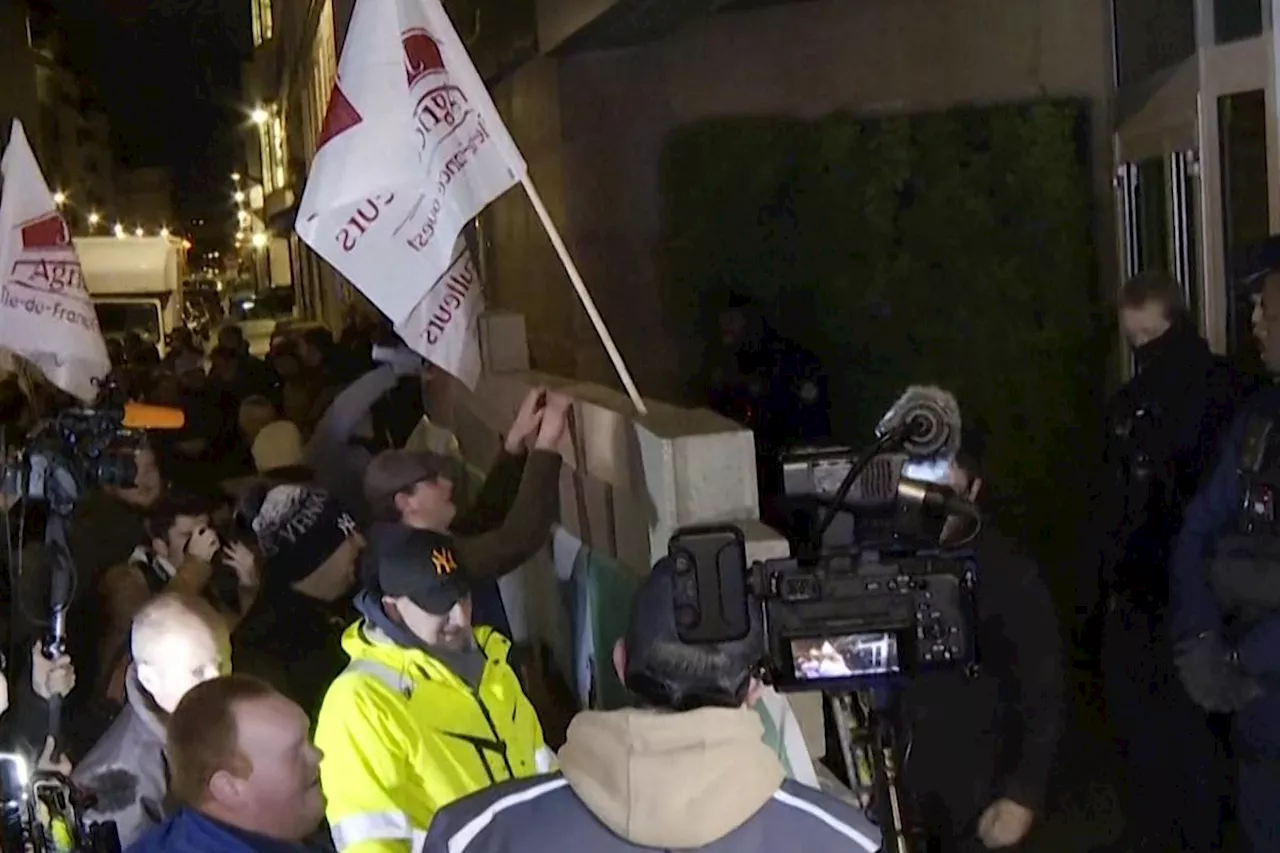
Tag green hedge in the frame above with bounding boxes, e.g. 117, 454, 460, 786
658, 102, 1108, 561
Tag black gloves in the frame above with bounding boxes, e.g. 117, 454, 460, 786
1174, 632, 1261, 713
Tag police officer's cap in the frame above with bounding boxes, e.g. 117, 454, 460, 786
1234, 235, 1280, 295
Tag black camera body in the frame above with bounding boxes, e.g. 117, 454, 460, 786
759, 548, 977, 692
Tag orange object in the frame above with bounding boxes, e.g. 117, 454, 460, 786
121, 402, 185, 430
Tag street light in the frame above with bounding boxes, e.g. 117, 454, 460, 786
52, 190, 66, 207
134, 227, 144, 238
230, 172, 241, 183
233, 190, 246, 204
250, 106, 269, 125
160, 227, 170, 239
113, 222, 125, 239
87, 212, 101, 227
251, 232, 268, 250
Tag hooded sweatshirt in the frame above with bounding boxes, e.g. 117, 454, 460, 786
420, 707, 881, 853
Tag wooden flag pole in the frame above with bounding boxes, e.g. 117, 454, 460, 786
519, 175, 649, 416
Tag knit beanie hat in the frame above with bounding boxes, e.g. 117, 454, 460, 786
249, 483, 359, 585
252, 420, 305, 473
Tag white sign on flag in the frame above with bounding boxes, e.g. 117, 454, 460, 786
0, 120, 110, 401
296, 0, 525, 386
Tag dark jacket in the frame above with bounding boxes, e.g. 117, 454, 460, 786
1170, 384, 1280, 754
360, 448, 563, 585
421, 707, 880, 853
1091, 323, 1252, 609
902, 528, 1064, 831
232, 588, 353, 720
73, 667, 169, 848
127, 808, 315, 853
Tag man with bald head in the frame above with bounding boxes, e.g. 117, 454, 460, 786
1170, 236, 1280, 851
74, 593, 231, 847
128, 675, 324, 852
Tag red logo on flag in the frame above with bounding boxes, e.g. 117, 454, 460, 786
402, 29, 445, 88
316, 84, 363, 151
19, 213, 70, 250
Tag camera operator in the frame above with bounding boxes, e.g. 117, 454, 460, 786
1, 642, 76, 765
129, 675, 325, 853
96, 491, 259, 702
897, 443, 1064, 852
421, 556, 880, 853
74, 592, 232, 847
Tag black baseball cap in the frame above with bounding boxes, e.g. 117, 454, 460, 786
1234, 235, 1280, 295
623, 558, 761, 709
375, 529, 469, 615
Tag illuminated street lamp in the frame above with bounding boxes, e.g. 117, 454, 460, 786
233, 190, 246, 204
134, 227, 144, 238
230, 172, 241, 183
52, 190, 66, 207
160, 227, 171, 239
113, 222, 125, 239
87, 212, 101, 227
250, 232, 268, 250
250, 106, 269, 125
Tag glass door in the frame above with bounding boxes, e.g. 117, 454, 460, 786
1116, 149, 1204, 332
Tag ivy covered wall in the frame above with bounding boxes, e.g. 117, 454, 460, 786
658, 101, 1108, 559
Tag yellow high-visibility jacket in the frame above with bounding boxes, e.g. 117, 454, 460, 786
315, 622, 552, 853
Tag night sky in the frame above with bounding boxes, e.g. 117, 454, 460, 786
59, 0, 249, 225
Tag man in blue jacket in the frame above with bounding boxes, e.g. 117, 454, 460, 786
1169, 235, 1280, 852
127, 674, 326, 853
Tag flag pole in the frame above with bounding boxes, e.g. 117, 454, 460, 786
518, 175, 649, 416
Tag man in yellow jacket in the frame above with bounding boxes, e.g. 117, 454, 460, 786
315, 528, 552, 853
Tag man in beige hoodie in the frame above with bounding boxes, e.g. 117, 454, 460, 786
420, 557, 882, 853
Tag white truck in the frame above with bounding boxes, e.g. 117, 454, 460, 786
74, 236, 186, 356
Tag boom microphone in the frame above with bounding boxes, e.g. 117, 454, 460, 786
876, 385, 962, 460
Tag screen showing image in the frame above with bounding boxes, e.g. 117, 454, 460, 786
790, 632, 901, 681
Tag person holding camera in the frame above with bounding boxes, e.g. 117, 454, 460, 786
895, 443, 1063, 852
96, 491, 258, 704
420, 556, 880, 853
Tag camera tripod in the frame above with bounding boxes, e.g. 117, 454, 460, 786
827, 688, 924, 853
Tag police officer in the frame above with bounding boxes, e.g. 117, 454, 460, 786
1090, 270, 1250, 851
1170, 235, 1280, 852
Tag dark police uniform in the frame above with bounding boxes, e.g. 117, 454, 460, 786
1170, 235, 1280, 851
1093, 318, 1248, 851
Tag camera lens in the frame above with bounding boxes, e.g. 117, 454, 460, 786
94, 453, 138, 489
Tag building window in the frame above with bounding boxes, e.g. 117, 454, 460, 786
1219, 90, 1270, 367
258, 109, 287, 194
306, 0, 338, 158
1113, 0, 1196, 88
251, 0, 274, 46
1215, 0, 1263, 43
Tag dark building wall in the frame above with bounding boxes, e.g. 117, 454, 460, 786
482, 0, 1115, 399
0, 0, 38, 154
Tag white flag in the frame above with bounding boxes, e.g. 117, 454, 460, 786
297, 0, 524, 385
0, 121, 110, 402
395, 238, 483, 387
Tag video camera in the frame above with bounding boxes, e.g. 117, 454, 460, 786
668, 386, 981, 693
1, 379, 146, 512
0, 379, 175, 853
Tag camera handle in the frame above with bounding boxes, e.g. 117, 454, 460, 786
810, 430, 907, 554
40, 509, 74, 753
829, 689, 920, 853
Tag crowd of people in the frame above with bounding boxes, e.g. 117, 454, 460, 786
0, 235, 1274, 853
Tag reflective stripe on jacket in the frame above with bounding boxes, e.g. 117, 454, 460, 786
315, 622, 550, 853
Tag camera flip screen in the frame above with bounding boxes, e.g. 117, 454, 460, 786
790, 632, 901, 681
